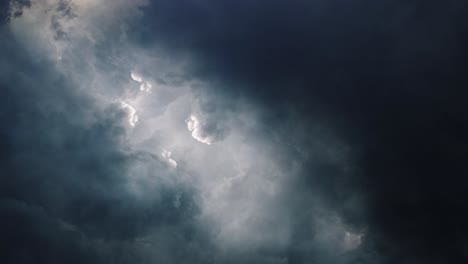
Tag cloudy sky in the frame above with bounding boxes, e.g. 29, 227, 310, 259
1, 0, 468, 263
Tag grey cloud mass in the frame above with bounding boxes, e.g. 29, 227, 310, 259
1, 0, 468, 264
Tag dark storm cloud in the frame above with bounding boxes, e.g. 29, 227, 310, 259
0, 199, 100, 264
0, 21, 205, 263
132, 1, 468, 263
0, 2, 9, 24
2, 0, 468, 263
0, 0, 30, 24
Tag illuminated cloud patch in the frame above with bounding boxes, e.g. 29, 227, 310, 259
131, 71, 152, 93
120, 101, 138, 127
161, 149, 177, 168
186, 114, 214, 145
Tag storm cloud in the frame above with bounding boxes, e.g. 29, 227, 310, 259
1, 0, 468, 263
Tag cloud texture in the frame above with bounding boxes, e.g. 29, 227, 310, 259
1, 0, 468, 263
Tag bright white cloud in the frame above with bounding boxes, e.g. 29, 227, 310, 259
161, 149, 177, 168
120, 101, 139, 127
131, 71, 152, 93
186, 115, 214, 145
131, 72, 143, 82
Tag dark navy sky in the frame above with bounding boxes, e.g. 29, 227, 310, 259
1, 1, 468, 263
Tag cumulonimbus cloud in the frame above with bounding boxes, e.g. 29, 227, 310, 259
1, 1, 372, 264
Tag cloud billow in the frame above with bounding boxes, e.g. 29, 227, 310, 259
1, 0, 468, 264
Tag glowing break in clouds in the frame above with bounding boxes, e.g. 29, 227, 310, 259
131, 71, 152, 93
161, 150, 177, 168
186, 115, 214, 145
120, 101, 138, 127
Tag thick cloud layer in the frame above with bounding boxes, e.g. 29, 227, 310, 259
1, 0, 468, 263
137, 1, 468, 263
